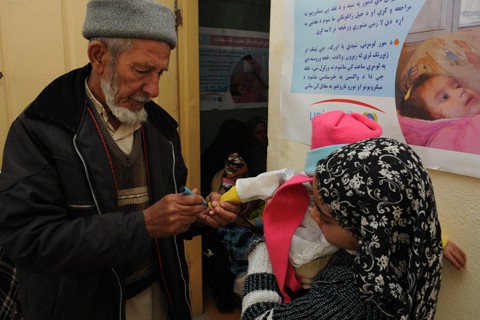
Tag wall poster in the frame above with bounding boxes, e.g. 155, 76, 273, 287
281, 0, 480, 178
199, 27, 269, 111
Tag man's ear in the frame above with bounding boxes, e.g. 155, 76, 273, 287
87, 41, 108, 74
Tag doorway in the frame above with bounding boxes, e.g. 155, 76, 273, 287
197, 0, 271, 315
198, 0, 271, 156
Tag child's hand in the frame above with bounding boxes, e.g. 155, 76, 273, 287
264, 197, 273, 207
443, 240, 467, 271
465, 51, 480, 68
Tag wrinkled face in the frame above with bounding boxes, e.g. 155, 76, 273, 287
310, 178, 358, 250
101, 39, 171, 125
422, 75, 480, 119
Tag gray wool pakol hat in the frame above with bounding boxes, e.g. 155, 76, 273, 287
82, 0, 177, 48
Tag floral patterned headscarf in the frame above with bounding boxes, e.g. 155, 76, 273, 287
315, 137, 442, 320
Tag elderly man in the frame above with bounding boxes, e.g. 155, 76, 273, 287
0, 1, 239, 319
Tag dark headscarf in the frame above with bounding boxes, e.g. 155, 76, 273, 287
245, 117, 268, 177
246, 117, 268, 146
201, 119, 248, 197
315, 137, 442, 320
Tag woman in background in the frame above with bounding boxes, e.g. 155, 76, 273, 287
244, 117, 268, 177
201, 119, 249, 197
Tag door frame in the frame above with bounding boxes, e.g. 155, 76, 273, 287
175, 0, 203, 316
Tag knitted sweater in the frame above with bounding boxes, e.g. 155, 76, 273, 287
242, 243, 389, 320
90, 105, 156, 299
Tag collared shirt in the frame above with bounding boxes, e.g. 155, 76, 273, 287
85, 81, 141, 155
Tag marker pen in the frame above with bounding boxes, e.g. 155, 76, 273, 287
181, 186, 207, 206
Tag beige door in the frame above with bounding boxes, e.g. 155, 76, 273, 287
174, 0, 203, 316
0, 0, 203, 315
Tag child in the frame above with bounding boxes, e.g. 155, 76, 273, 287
211, 152, 249, 195
397, 73, 480, 154
242, 138, 442, 319
204, 153, 262, 313
399, 73, 480, 120
221, 111, 466, 303
223, 111, 383, 301
200, 118, 248, 197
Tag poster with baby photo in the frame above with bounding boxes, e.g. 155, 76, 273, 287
281, 0, 480, 178
199, 27, 269, 111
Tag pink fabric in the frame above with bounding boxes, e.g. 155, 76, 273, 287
262, 111, 383, 302
263, 174, 313, 302
310, 111, 382, 150
398, 115, 480, 154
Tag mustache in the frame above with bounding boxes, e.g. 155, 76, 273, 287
132, 96, 151, 103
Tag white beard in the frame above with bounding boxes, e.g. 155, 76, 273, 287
100, 72, 148, 127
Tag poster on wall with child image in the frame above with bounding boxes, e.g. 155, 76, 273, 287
281, 0, 480, 178
199, 27, 269, 111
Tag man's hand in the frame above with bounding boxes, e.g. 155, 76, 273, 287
143, 191, 205, 238
197, 191, 241, 228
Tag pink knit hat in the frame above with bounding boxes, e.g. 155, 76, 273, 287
264, 110, 382, 302
304, 111, 382, 176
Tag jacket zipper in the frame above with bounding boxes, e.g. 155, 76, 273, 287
73, 133, 124, 320
168, 140, 193, 316
72, 113, 191, 319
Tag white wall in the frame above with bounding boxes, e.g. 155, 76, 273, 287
268, 3, 479, 319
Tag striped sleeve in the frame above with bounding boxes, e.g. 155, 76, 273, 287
242, 242, 281, 320
242, 248, 385, 320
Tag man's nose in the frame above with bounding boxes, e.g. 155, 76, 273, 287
142, 74, 160, 98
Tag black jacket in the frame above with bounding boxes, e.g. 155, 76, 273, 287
0, 65, 194, 319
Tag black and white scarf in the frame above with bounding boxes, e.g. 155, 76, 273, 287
315, 137, 442, 320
